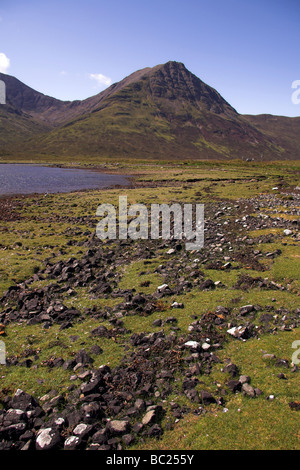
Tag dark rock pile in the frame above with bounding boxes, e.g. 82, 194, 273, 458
0, 193, 299, 450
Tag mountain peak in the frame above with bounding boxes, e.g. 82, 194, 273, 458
1, 62, 299, 161
137, 60, 237, 117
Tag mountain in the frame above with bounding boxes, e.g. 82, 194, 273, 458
0, 62, 299, 160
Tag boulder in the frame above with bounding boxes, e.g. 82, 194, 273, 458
106, 420, 130, 435
35, 427, 62, 450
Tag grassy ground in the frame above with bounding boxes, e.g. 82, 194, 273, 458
0, 158, 299, 449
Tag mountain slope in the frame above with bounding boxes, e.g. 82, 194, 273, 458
0, 62, 299, 161
244, 114, 300, 160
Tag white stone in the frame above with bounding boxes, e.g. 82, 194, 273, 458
157, 283, 169, 292
73, 423, 88, 435
36, 428, 53, 448
184, 341, 201, 350
65, 436, 79, 445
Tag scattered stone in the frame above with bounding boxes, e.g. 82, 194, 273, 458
171, 301, 184, 308
226, 380, 242, 393
184, 341, 201, 351
242, 383, 256, 398
224, 363, 239, 378
106, 420, 130, 435
199, 391, 216, 405
239, 305, 255, 316
227, 325, 251, 339
275, 359, 290, 369
142, 406, 163, 426
64, 435, 82, 450
199, 279, 215, 290
239, 375, 251, 384
35, 427, 62, 450
277, 373, 287, 380
262, 353, 276, 360
288, 401, 300, 411
147, 424, 163, 438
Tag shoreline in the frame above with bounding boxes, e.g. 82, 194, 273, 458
0, 162, 137, 200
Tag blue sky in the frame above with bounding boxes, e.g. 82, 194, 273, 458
0, 0, 299, 116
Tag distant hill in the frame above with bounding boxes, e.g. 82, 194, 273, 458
0, 62, 299, 160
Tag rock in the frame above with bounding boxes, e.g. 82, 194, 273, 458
277, 373, 287, 380
19, 430, 34, 441
3, 409, 27, 426
239, 305, 255, 316
267, 394, 275, 401
223, 262, 231, 269
224, 363, 239, 378
132, 423, 143, 434
157, 284, 171, 294
184, 341, 201, 351
200, 279, 215, 290
242, 383, 256, 398
275, 359, 290, 368
106, 420, 130, 435
239, 375, 251, 384
200, 391, 217, 405
227, 325, 251, 339
90, 345, 103, 355
90, 325, 109, 337
283, 229, 292, 236
35, 427, 62, 450
80, 379, 101, 396
216, 306, 230, 316
91, 428, 108, 444
189, 363, 201, 375
134, 399, 146, 412
142, 405, 163, 426
182, 378, 198, 390
260, 314, 274, 324
20, 440, 34, 450
171, 302, 184, 308
165, 316, 177, 324
147, 424, 163, 438
226, 380, 242, 393
289, 401, 300, 411
73, 423, 94, 439
10, 389, 39, 411
63, 359, 77, 370
122, 434, 135, 446
262, 353, 276, 360
74, 349, 94, 366
184, 389, 200, 403
78, 370, 92, 381
82, 401, 104, 422
64, 435, 82, 450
